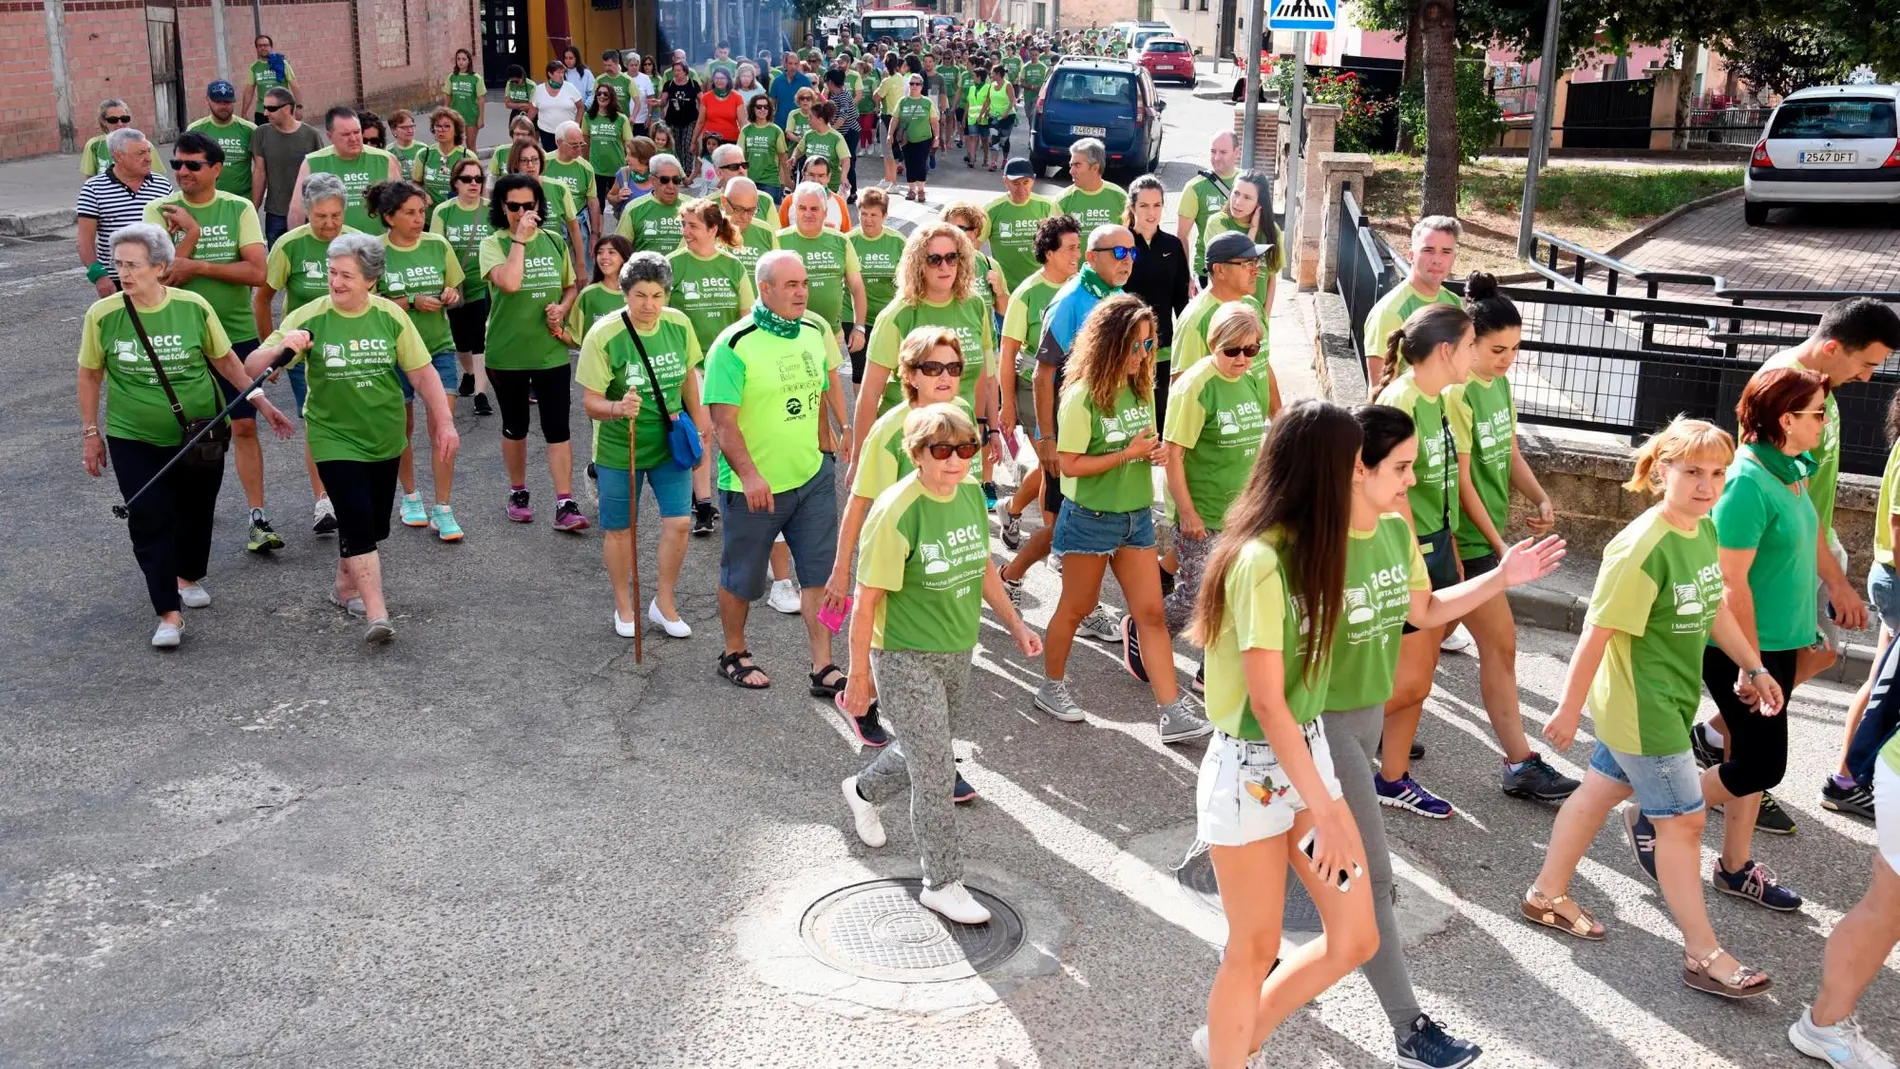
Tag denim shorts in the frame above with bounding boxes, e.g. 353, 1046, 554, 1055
596, 461, 691, 530
1052, 498, 1156, 556
1013, 378, 1038, 439
718, 456, 838, 601
1871, 561, 1900, 634
1196, 720, 1341, 847
397, 350, 461, 402
1877, 759, 1900, 876
1589, 741, 1705, 818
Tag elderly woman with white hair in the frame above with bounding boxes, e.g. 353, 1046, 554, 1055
78, 223, 294, 648
244, 232, 460, 644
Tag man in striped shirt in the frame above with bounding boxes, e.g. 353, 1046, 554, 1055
823, 66, 861, 203
75, 127, 175, 296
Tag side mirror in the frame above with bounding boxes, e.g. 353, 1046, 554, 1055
1154, 100, 1167, 110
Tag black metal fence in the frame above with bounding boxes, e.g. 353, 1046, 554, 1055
1335, 188, 1405, 361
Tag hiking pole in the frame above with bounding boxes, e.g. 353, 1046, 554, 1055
629, 424, 644, 663
110, 350, 295, 520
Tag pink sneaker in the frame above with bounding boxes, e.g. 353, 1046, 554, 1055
506, 488, 533, 523
553, 498, 590, 532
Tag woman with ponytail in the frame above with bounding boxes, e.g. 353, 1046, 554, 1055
1371, 302, 1475, 820
1442, 272, 1579, 804
1186, 399, 1375, 1069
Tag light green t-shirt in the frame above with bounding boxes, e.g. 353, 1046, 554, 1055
574, 307, 703, 469
1324, 514, 1431, 711
80, 134, 110, 177
1056, 381, 1155, 514
1164, 356, 1269, 532
563, 281, 622, 341
854, 397, 976, 501
982, 192, 1057, 292
142, 190, 265, 343
1762, 351, 1841, 533
1001, 271, 1063, 383
414, 144, 476, 206
1376, 371, 1458, 539
867, 296, 996, 413
597, 72, 636, 115
1174, 292, 1268, 384
700, 312, 843, 493
1713, 443, 1820, 652
250, 57, 295, 96
858, 475, 991, 653
585, 114, 633, 177
774, 226, 860, 330
304, 145, 396, 234
185, 116, 257, 198
1055, 181, 1128, 232
618, 195, 683, 254
896, 95, 937, 143
1364, 280, 1460, 358
377, 231, 464, 355
77, 289, 231, 446
391, 140, 427, 174
264, 223, 362, 314
1876, 438, 1900, 567
850, 227, 907, 329
1446, 372, 1516, 560
666, 247, 756, 352
444, 71, 485, 126
1204, 533, 1332, 738
798, 129, 850, 192
428, 200, 489, 304
268, 294, 432, 462
740, 123, 788, 189
542, 155, 597, 215
1177, 170, 1236, 276
477, 230, 576, 370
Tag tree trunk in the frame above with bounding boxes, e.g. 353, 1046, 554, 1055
1396, 2, 1424, 153
1419, 0, 1458, 216
1672, 39, 1702, 150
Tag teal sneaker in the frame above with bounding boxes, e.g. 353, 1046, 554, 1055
428, 504, 464, 542
400, 492, 429, 527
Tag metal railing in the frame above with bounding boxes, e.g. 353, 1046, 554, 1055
1335, 187, 1406, 361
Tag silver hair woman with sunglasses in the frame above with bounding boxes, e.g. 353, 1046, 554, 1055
840, 402, 1041, 926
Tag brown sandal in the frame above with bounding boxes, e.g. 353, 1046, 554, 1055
1519, 888, 1606, 940
1682, 947, 1772, 999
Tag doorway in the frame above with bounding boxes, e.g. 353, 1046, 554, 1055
482, 0, 526, 87
145, 3, 183, 142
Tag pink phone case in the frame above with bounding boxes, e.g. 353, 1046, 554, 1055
819, 597, 852, 634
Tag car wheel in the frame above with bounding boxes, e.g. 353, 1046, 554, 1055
1744, 200, 1768, 226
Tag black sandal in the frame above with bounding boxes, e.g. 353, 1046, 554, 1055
809, 663, 847, 698
719, 650, 770, 690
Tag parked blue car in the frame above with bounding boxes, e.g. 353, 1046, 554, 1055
1029, 57, 1167, 180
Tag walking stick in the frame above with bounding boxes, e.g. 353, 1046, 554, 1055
630, 421, 644, 663
110, 351, 295, 519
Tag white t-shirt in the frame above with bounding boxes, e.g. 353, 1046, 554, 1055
630, 73, 656, 123
532, 80, 585, 134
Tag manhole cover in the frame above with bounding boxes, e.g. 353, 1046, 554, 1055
1175, 850, 1323, 933
800, 878, 1025, 983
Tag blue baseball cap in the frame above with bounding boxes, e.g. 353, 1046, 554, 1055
207, 80, 237, 101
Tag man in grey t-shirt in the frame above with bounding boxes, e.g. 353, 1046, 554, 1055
249, 86, 324, 246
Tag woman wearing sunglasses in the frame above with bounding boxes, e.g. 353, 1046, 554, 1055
584, 83, 633, 215
740, 95, 790, 203
431, 157, 494, 418
82, 99, 134, 177
1036, 293, 1211, 745
840, 402, 1042, 926
892, 74, 939, 203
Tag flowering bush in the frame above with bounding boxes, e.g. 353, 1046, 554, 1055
1265, 67, 1394, 153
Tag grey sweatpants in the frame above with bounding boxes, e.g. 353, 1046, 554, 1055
1326, 703, 1423, 1033
857, 647, 971, 888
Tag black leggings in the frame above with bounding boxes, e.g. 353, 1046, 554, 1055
1153, 357, 1172, 437
1703, 644, 1799, 798
316, 456, 400, 558
488, 364, 572, 444
109, 436, 223, 615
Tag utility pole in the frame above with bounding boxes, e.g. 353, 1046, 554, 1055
45, 0, 75, 152
1240, 0, 1264, 166
210, 0, 231, 81
251, 0, 262, 38
1516, 0, 1562, 259
1283, 31, 1304, 282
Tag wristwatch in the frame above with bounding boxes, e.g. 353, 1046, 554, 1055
1744, 666, 1770, 681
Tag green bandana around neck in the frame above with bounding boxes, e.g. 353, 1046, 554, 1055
752, 300, 803, 339
1078, 264, 1115, 299
1745, 439, 1818, 484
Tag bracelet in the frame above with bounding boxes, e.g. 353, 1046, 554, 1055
82, 426, 100, 438
1745, 666, 1770, 681
86, 262, 108, 283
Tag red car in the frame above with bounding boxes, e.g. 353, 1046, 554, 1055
1138, 37, 1196, 86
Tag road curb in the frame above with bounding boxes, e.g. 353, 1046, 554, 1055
0, 209, 70, 237
1602, 185, 1745, 261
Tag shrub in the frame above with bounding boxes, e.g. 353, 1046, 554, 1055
1265, 66, 1393, 154
1397, 60, 1505, 163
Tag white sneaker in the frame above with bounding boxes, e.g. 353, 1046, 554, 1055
613, 611, 637, 638
312, 495, 338, 535
768, 578, 802, 615
648, 599, 692, 638
151, 619, 182, 648
842, 776, 886, 847
1078, 605, 1123, 642
918, 881, 991, 925
1791, 1007, 1897, 1069
1440, 623, 1475, 654
177, 583, 211, 609
1192, 1025, 1209, 1067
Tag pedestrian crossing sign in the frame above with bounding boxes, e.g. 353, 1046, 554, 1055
1268, 0, 1336, 31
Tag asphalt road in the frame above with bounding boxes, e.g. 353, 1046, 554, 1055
3, 79, 1896, 1069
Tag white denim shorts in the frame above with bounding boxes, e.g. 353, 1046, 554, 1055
1877, 758, 1900, 878
1195, 719, 1341, 848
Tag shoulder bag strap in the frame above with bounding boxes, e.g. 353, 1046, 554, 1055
122, 291, 193, 433
620, 311, 672, 424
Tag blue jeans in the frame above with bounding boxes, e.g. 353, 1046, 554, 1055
1589, 742, 1705, 818
396, 350, 460, 402
596, 461, 691, 530
1871, 561, 1900, 632
1051, 498, 1156, 556
265, 212, 288, 248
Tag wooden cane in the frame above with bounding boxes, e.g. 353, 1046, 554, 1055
630, 410, 644, 664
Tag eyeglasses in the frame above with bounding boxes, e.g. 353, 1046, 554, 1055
1130, 338, 1156, 354
503, 200, 537, 211
170, 158, 208, 172
924, 252, 961, 267
454, 174, 484, 184
1793, 408, 1829, 419
654, 174, 686, 185
924, 441, 981, 460
1217, 257, 1262, 271
263, 103, 288, 113
914, 360, 965, 378
726, 201, 758, 213
1219, 344, 1261, 359
718, 162, 749, 172
103, 115, 132, 125
1093, 245, 1137, 261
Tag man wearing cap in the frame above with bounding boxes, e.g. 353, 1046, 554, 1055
1173, 230, 1271, 376
187, 81, 256, 201
1176, 131, 1238, 290
981, 158, 1057, 292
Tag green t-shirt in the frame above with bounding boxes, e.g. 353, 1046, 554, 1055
1585, 507, 1726, 756
268, 295, 432, 462
850, 227, 907, 328
700, 312, 843, 493
392, 140, 426, 173
80, 134, 110, 177
896, 95, 937, 143
444, 71, 485, 126
1877, 438, 1900, 567
1002, 57, 1023, 84
1163, 356, 1269, 532
428, 200, 490, 304
1713, 443, 1820, 652
415, 144, 476, 206
77, 289, 231, 446
574, 307, 704, 469
1446, 372, 1515, 560
798, 129, 850, 192
775, 226, 860, 330
597, 72, 636, 114
982, 193, 1057, 292
938, 64, 966, 102
250, 57, 295, 95
867, 296, 996, 412
970, 250, 1000, 312
1762, 351, 1841, 533
858, 475, 991, 653
786, 110, 812, 145
142, 190, 265, 343
1364, 280, 1461, 358
617, 195, 683, 254
1022, 61, 1049, 90
666, 247, 756, 352
504, 79, 535, 109
1174, 292, 1267, 384
1056, 382, 1155, 514
305, 145, 396, 234
1205, 533, 1332, 738
1055, 181, 1128, 232
543, 155, 597, 214
1376, 371, 1458, 539
852, 397, 975, 501
564, 281, 622, 341
1204, 213, 1284, 309
1001, 271, 1062, 383
1324, 514, 1431, 711
264, 223, 361, 314
585, 114, 632, 176
730, 220, 778, 274
740, 123, 788, 189
378, 232, 464, 355
185, 116, 257, 198
1177, 170, 1236, 276
538, 177, 578, 236
477, 230, 576, 370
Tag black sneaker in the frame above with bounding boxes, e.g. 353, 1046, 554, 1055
849, 702, 889, 748
458, 372, 475, 397
692, 499, 718, 537
1121, 613, 1150, 683
953, 768, 977, 804
1690, 721, 1724, 769
473, 392, 493, 416
1821, 777, 1877, 820
1754, 790, 1796, 835
1394, 1013, 1481, 1069
1500, 753, 1580, 802
1623, 806, 1659, 883
1191, 660, 1204, 694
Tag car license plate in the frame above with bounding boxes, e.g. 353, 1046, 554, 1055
1073, 125, 1107, 137
1800, 150, 1857, 164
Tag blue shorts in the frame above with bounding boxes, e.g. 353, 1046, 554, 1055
1052, 498, 1156, 556
718, 456, 838, 601
1871, 561, 1900, 634
397, 350, 460, 402
596, 461, 692, 530
217, 338, 261, 421
1589, 742, 1705, 819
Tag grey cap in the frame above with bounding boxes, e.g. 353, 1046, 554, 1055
1206, 230, 1272, 265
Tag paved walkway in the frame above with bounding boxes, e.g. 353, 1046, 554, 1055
1618, 196, 1900, 293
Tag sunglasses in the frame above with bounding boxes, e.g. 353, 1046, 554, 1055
914, 360, 965, 378
719, 162, 749, 172
925, 252, 961, 267
924, 441, 981, 460
1093, 245, 1137, 261
262, 103, 288, 113
955, 224, 980, 235
1130, 337, 1156, 354
103, 115, 132, 125
364, 137, 385, 147
655, 175, 686, 185
1220, 344, 1261, 359
454, 173, 484, 184
170, 158, 208, 171
503, 200, 537, 211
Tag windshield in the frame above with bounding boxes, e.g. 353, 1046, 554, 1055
863, 16, 923, 41
1049, 70, 1137, 106
1145, 40, 1188, 53
1769, 99, 1897, 140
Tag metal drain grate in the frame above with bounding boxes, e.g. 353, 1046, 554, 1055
801, 878, 1026, 983
1174, 850, 1324, 933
